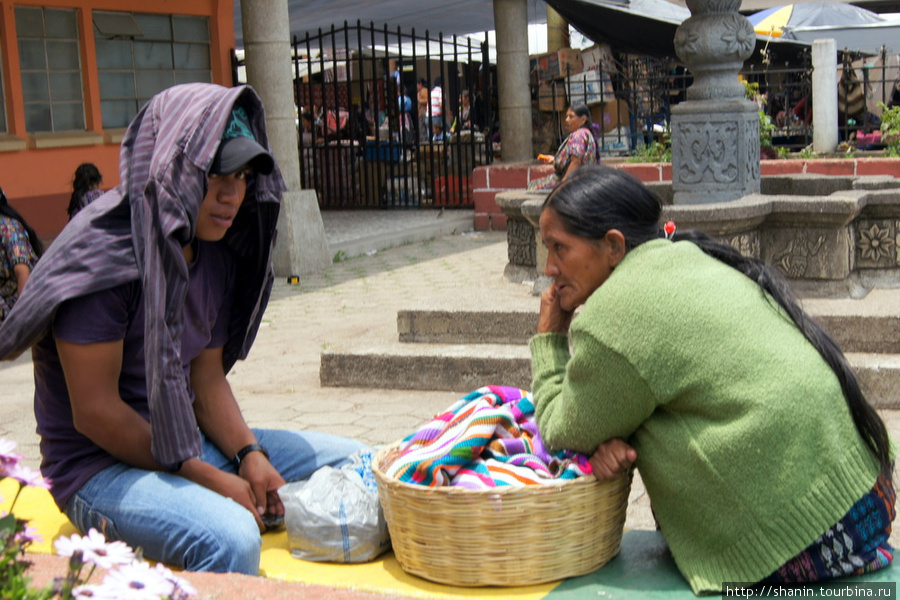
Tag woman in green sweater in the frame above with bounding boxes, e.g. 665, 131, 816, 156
531, 165, 895, 594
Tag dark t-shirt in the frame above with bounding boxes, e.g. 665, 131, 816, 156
33, 241, 234, 509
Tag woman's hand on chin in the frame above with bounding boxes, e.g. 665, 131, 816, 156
538, 284, 574, 334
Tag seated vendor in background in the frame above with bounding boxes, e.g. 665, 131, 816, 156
527, 103, 599, 191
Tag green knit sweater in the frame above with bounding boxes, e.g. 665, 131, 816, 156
530, 238, 881, 595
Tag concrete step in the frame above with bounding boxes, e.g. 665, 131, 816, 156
397, 307, 900, 354
815, 314, 900, 354
323, 210, 474, 259
397, 310, 537, 345
320, 343, 532, 393
320, 343, 900, 408
803, 289, 900, 354
846, 353, 900, 410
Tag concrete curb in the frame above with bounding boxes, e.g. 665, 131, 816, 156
327, 212, 474, 259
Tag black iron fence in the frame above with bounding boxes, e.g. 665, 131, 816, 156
236, 30, 900, 208
290, 22, 495, 210
533, 46, 900, 157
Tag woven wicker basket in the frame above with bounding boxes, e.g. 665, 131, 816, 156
372, 443, 631, 587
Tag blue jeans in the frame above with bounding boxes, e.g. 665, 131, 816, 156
65, 429, 369, 574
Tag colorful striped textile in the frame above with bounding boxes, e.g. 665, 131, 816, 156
761, 469, 896, 583
386, 385, 592, 488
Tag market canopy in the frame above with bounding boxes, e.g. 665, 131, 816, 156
233, 0, 547, 47
746, 0, 900, 54
748, 0, 884, 37
234, 0, 839, 64
544, 0, 811, 63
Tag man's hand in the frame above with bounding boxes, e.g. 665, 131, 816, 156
238, 451, 286, 529
191, 347, 286, 532
179, 458, 268, 531
589, 438, 637, 481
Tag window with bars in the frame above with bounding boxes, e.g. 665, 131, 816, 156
95, 12, 212, 129
15, 6, 85, 132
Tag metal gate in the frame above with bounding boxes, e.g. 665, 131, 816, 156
292, 22, 495, 210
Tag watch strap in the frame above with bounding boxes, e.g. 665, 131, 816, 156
233, 443, 269, 469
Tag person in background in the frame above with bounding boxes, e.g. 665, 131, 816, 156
398, 85, 415, 146
417, 78, 430, 143
428, 76, 445, 135
431, 120, 450, 143
472, 88, 487, 133
300, 111, 313, 141
389, 59, 401, 90
0, 83, 368, 574
531, 165, 895, 594
450, 90, 475, 134
0, 188, 43, 322
527, 104, 599, 191
67, 163, 103, 220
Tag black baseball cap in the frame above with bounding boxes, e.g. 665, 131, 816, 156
210, 106, 275, 175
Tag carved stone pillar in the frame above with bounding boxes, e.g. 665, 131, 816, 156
671, 0, 760, 205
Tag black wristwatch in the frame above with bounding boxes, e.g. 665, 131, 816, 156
233, 443, 269, 470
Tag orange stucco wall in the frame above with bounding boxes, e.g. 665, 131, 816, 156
0, 0, 235, 239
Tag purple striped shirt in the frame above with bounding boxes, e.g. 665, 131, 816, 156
0, 83, 285, 469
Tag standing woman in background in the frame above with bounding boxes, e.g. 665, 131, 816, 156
67, 163, 103, 220
0, 188, 43, 321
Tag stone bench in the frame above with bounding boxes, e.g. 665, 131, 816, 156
498, 174, 900, 298
494, 189, 545, 286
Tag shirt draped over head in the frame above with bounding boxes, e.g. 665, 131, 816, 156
0, 83, 286, 470
34, 240, 235, 507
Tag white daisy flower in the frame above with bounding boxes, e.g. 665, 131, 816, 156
15, 524, 42, 545
0, 437, 21, 459
6, 463, 51, 489
55, 531, 92, 558
71, 584, 114, 600
101, 560, 178, 600
153, 563, 197, 598
80, 529, 136, 570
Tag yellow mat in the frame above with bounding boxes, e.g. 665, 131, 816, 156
2, 478, 78, 553
2, 479, 555, 599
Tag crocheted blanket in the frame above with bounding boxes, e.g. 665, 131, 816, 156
386, 385, 592, 488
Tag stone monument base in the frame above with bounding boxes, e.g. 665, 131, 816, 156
497, 174, 900, 299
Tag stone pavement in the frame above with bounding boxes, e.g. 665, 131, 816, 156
4, 209, 900, 599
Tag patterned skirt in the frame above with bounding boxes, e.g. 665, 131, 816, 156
762, 469, 896, 583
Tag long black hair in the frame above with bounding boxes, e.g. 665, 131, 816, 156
569, 103, 593, 130
67, 162, 102, 219
569, 103, 599, 160
0, 187, 43, 258
544, 164, 892, 477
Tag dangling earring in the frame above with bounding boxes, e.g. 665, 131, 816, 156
664, 221, 676, 240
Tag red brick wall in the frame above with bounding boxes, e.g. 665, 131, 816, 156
473, 159, 900, 231
473, 163, 555, 230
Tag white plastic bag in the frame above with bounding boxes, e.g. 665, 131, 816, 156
278, 449, 391, 563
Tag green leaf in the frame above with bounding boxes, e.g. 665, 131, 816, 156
0, 514, 17, 535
